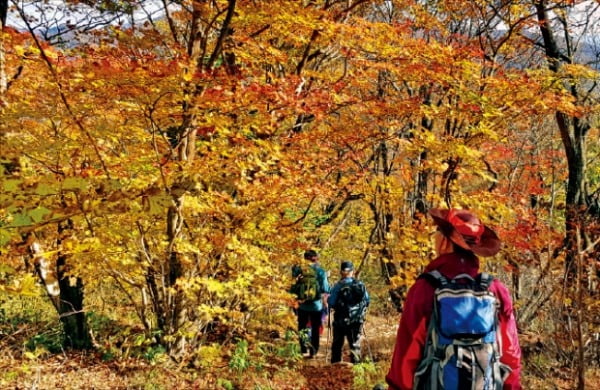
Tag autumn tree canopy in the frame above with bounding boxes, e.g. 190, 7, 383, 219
1, 1, 598, 383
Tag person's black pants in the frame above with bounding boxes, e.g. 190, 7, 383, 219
330, 322, 362, 363
297, 308, 322, 357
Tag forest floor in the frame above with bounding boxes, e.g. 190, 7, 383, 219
297, 314, 396, 390
1, 314, 599, 389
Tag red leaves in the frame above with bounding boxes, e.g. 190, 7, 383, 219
196, 126, 216, 138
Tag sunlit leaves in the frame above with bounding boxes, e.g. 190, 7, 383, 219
0, 274, 40, 296
2, 0, 598, 360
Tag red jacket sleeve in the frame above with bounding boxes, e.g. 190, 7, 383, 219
385, 280, 434, 390
491, 280, 523, 390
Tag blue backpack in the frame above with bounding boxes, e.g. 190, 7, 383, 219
413, 271, 511, 390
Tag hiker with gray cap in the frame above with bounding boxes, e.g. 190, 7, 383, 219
327, 260, 370, 364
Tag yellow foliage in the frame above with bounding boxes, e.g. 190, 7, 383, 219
195, 344, 225, 369
0, 0, 597, 372
2, 274, 40, 297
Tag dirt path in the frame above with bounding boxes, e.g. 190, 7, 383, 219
300, 324, 354, 390
299, 315, 399, 390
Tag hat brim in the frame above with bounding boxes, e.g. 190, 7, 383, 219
429, 208, 501, 257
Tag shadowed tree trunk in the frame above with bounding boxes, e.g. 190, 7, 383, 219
534, 0, 596, 287
367, 141, 405, 311
25, 226, 92, 350
56, 219, 92, 349
534, 2, 599, 388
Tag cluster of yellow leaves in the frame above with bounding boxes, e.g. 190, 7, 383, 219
1, 0, 597, 354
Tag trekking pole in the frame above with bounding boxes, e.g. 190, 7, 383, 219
325, 308, 331, 363
361, 319, 374, 362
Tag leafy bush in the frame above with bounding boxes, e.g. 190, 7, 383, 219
352, 361, 382, 389
229, 339, 251, 373
25, 329, 63, 354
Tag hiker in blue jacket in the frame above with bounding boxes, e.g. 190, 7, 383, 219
328, 261, 369, 364
292, 249, 330, 358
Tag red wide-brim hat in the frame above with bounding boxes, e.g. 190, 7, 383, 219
429, 208, 501, 257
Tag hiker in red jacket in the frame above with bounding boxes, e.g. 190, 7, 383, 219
385, 208, 522, 390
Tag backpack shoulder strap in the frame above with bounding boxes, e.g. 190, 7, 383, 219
419, 270, 448, 288
352, 279, 366, 296
351, 278, 362, 288
477, 272, 494, 290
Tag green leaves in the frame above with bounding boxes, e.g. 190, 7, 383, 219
62, 177, 90, 192
0, 229, 12, 247
3, 207, 52, 228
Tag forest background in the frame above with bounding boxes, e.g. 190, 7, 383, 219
0, 0, 599, 389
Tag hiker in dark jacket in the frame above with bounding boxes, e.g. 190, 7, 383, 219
327, 260, 369, 364
292, 249, 330, 358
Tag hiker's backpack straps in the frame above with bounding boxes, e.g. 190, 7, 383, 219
474, 271, 505, 388
414, 270, 448, 390
419, 270, 449, 288
414, 270, 508, 390
478, 272, 494, 290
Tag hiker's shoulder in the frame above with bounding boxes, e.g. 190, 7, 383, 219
337, 277, 357, 285
313, 264, 327, 275
412, 271, 440, 287
291, 264, 303, 276
331, 279, 352, 294
405, 275, 436, 301
352, 278, 367, 288
488, 278, 512, 301
332, 277, 349, 287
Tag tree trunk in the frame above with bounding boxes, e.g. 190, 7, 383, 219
141, 0, 238, 358
26, 226, 92, 350
57, 262, 92, 349
366, 141, 406, 311
1, 0, 7, 93
56, 219, 92, 349
534, 3, 597, 388
534, 0, 592, 285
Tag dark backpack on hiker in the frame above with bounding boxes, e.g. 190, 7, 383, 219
291, 264, 322, 303
414, 270, 511, 390
334, 279, 368, 326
